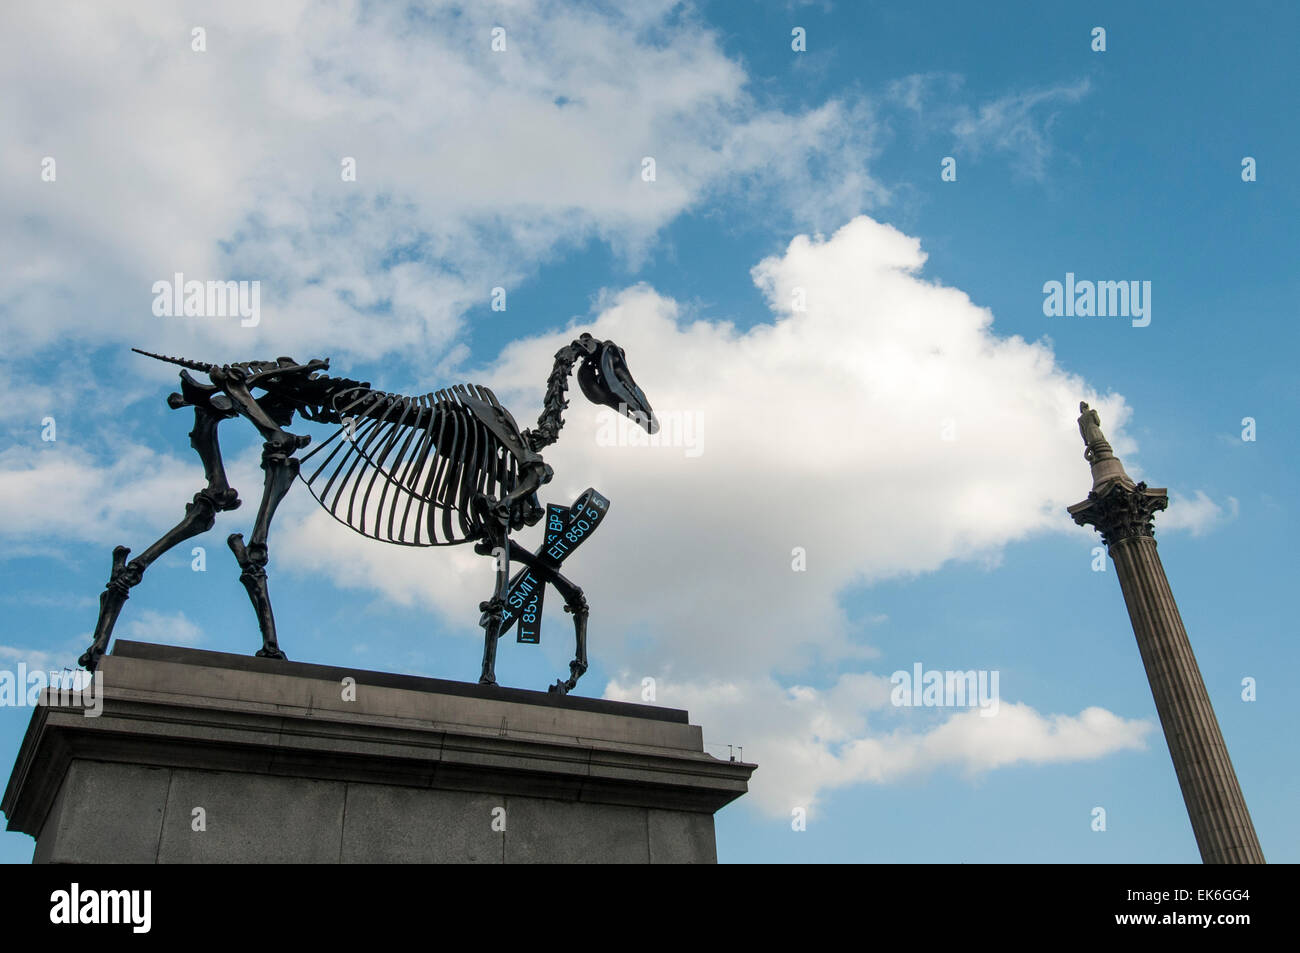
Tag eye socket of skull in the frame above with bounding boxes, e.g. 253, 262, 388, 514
576, 353, 610, 406
577, 343, 634, 408
607, 346, 635, 388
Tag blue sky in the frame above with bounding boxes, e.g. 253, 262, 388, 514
1, 1, 1296, 863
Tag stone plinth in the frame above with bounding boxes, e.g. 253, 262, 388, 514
3, 641, 754, 863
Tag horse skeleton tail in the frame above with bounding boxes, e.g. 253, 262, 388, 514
131, 348, 217, 374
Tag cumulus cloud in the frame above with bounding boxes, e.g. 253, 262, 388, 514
603, 673, 1152, 815
0, 5, 1137, 814
0, 0, 883, 363
122, 608, 204, 647
269, 213, 1163, 810
1158, 490, 1238, 536
0, 444, 199, 545
281, 215, 1134, 677
0, 644, 67, 674
0, 436, 269, 543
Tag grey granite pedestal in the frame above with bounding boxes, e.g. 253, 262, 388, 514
3, 641, 754, 863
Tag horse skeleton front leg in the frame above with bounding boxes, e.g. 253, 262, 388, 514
504, 540, 588, 695
212, 365, 309, 661
79, 396, 240, 671
227, 439, 300, 660
475, 521, 512, 686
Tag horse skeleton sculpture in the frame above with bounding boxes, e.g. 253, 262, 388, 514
77, 334, 657, 694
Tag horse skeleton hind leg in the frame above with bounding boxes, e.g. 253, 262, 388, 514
475, 516, 512, 686
547, 571, 589, 695
79, 379, 241, 671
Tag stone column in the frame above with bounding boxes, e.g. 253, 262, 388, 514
1068, 402, 1263, 864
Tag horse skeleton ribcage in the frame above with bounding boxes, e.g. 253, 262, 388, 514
299, 383, 521, 546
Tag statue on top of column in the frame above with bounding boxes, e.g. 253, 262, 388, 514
1077, 401, 1114, 462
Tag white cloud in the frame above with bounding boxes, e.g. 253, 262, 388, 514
951, 79, 1091, 179
1159, 490, 1238, 536
0, 0, 883, 362
887, 73, 1090, 180
0, 644, 67, 674
1, 213, 1158, 764
0, 591, 96, 610
0, 444, 199, 545
603, 673, 1152, 815
0, 5, 1132, 815
122, 608, 204, 647
280, 215, 1134, 680
0, 439, 267, 569
886, 71, 965, 116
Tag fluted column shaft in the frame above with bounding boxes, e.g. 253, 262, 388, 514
1108, 533, 1265, 863
1068, 402, 1261, 862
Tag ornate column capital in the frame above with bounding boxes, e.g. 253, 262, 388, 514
1069, 479, 1169, 547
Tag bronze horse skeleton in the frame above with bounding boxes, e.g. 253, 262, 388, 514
77, 333, 657, 694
